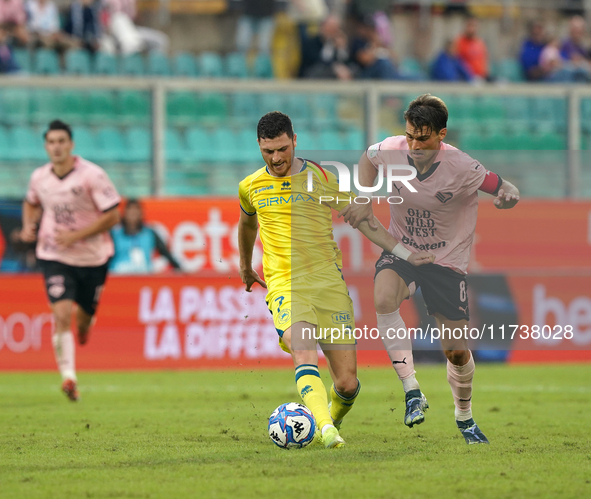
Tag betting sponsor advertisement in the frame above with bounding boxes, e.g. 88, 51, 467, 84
0, 198, 590, 369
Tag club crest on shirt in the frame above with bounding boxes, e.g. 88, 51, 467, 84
71, 186, 83, 196
435, 191, 453, 204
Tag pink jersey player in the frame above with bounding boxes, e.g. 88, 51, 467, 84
366, 135, 499, 274
26, 156, 121, 267
339, 94, 520, 445
21, 120, 121, 402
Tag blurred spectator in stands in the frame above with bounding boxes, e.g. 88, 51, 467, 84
541, 35, 591, 82
290, 0, 327, 25
26, 0, 60, 48
454, 16, 489, 80
520, 20, 548, 81
560, 15, 589, 63
350, 15, 400, 80
234, 0, 278, 55
431, 39, 473, 82
110, 199, 181, 274
62, 0, 101, 52
299, 15, 355, 79
0, 0, 29, 45
101, 0, 169, 55
0, 23, 19, 72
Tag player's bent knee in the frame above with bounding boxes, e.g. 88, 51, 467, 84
444, 349, 469, 365
334, 375, 359, 398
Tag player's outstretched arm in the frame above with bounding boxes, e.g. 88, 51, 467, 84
21, 200, 42, 242
338, 153, 378, 229
356, 217, 435, 266
493, 179, 520, 209
238, 210, 266, 292
55, 206, 120, 248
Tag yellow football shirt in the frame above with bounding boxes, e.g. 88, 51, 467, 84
238, 159, 355, 289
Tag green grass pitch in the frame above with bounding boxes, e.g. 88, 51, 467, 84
1, 364, 590, 498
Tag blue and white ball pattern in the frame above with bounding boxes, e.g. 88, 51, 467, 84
268, 402, 316, 449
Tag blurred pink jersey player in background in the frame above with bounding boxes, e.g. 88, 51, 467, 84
21, 120, 121, 402
339, 94, 520, 444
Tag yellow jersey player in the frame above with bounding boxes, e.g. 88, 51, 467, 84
238, 112, 434, 448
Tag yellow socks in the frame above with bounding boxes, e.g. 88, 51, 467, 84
330, 380, 361, 426
295, 364, 332, 430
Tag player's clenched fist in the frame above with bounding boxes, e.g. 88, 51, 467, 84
20, 223, 38, 243
408, 251, 436, 266
240, 268, 267, 292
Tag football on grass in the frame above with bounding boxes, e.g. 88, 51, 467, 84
268, 402, 316, 449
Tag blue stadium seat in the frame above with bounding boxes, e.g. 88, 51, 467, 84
319, 129, 347, 150
65, 50, 91, 75
13, 48, 32, 72
196, 93, 228, 123
209, 128, 241, 163
125, 127, 151, 162
60, 90, 90, 124
167, 91, 198, 126
0, 89, 31, 125
235, 128, 260, 163
96, 126, 127, 162
147, 52, 171, 76
166, 128, 186, 163
34, 49, 60, 75
173, 52, 198, 77
258, 93, 286, 116
494, 58, 525, 82
230, 93, 259, 126
293, 130, 318, 150
120, 54, 145, 76
118, 91, 151, 124
186, 126, 214, 162
88, 90, 118, 125
0, 126, 11, 160
30, 89, 61, 125
285, 94, 311, 129
199, 52, 224, 78
72, 126, 98, 159
310, 94, 338, 128
94, 52, 119, 75
399, 57, 427, 80
9, 126, 46, 161
344, 126, 365, 150
252, 53, 273, 78
225, 52, 248, 78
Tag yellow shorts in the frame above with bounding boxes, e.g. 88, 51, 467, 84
266, 264, 356, 353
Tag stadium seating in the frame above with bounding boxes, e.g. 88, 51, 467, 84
173, 52, 199, 77
147, 52, 171, 77
252, 54, 274, 79
65, 50, 92, 76
199, 52, 224, 78
94, 52, 119, 76
121, 54, 146, 76
225, 52, 249, 79
13, 48, 32, 73
33, 49, 60, 75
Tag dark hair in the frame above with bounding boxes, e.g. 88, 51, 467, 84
44, 120, 73, 140
257, 111, 294, 141
403, 94, 448, 134
125, 198, 141, 210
